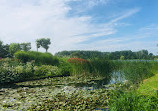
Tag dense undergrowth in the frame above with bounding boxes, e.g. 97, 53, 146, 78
0, 51, 114, 84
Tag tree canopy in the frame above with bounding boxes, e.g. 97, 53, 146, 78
36, 38, 51, 52
55, 50, 154, 60
9, 43, 21, 55
0, 40, 10, 58
20, 42, 31, 51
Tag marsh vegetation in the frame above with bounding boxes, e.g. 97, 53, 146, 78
0, 49, 158, 110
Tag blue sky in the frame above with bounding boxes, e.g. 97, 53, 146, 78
0, 0, 158, 54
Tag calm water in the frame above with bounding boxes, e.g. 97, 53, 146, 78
68, 71, 125, 90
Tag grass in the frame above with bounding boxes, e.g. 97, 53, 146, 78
109, 90, 158, 111
137, 73, 158, 97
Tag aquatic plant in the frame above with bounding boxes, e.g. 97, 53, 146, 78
67, 58, 91, 76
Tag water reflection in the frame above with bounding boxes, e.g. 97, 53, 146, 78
68, 71, 125, 90
109, 71, 125, 84
68, 78, 110, 90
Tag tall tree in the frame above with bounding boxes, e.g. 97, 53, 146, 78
20, 42, 31, 51
36, 38, 51, 52
9, 43, 21, 55
36, 39, 41, 52
0, 40, 10, 58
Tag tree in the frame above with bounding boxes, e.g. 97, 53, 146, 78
120, 56, 125, 60
36, 39, 41, 52
9, 43, 21, 55
40, 38, 51, 52
36, 38, 51, 52
0, 40, 10, 58
20, 42, 31, 51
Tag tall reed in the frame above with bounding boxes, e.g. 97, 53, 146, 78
112, 60, 155, 84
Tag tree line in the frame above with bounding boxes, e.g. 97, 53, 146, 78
55, 50, 154, 60
0, 38, 51, 57
0, 38, 156, 60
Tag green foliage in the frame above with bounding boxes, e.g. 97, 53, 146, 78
29, 89, 109, 111
0, 40, 10, 58
9, 43, 21, 55
36, 38, 51, 52
109, 90, 158, 111
67, 58, 92, 76
65, 57, 113, 78
0, 59, 34, 84
122, 61, 154, 84
20, 42, 31, 51
14, 51, 59, 65
0, 58, 62, 84
111, 61, 156, 84
55, 50, 154, 60
58, 58, 72, 76
90, 58, 113, 78
34, 65, 59, 77
120, 55, 125, 60
0, 63, 21, 83
55, 50, 104, 59
0, 58, 22, 66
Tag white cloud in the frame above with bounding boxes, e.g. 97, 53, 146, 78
110, 8, 140, 23
79, 24, 158, 54
0, 0, 141, 54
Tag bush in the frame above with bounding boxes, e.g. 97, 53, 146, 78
0, 61, 34, 84
34, 65, 60, 77
58, 58, 72, 76
14, 51, 59, 66
0, 60, 62, 84
0, 63, 21, 83
0, 58, 22, 66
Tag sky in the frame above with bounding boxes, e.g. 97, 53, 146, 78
0, 0, 158, 54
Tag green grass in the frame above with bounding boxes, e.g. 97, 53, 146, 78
137, 74, 158, 97
109, 90, 158, 111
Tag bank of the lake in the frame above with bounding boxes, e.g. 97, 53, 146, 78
137, 74, 158, 97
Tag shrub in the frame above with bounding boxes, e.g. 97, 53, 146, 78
58, 58, 72, 76
0, 61, 61, 84
14, 51, 59, 66
0, 63, 22, 83
0, 61, 35, 84
0, 58, 22, 66
0, 58, 25, 83
34, 65, 60, 77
